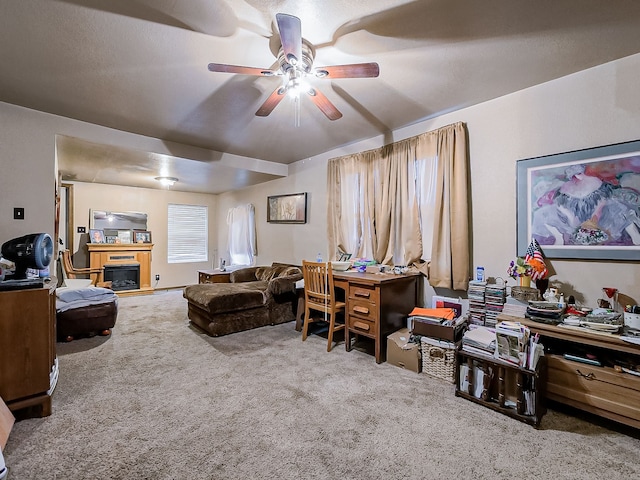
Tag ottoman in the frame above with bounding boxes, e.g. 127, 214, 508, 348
56, 287, 119, 342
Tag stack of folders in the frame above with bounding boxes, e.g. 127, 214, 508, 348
408, 307, 464, 327
461, 325, 496, 358
495, 321, 544, 369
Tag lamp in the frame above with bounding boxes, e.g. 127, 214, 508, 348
155, 176, 178, 187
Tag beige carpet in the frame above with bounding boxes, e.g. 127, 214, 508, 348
4, 290, 640, 479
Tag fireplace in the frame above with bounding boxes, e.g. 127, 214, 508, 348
104, 264, 140, 291
87, 243, 154, 296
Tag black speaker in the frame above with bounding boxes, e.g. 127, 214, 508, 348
1, 233, 54, 279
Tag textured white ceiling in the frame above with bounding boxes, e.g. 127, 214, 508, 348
2, 0, 640, 193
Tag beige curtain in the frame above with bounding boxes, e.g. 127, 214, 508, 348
327, 122, 469, 291
427, 123, 470, 290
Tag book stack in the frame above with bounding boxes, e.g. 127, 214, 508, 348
484, 283, 506, 327
461, 325, 496, 358
501, 297, 528, 318
467, 280, 487, 325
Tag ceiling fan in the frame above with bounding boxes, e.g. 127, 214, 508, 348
208, 13, 379, 121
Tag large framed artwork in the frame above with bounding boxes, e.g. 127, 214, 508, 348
267, 192, 307, 224
517, 140, 640, 260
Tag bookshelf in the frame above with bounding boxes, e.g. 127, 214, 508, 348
455, 349, 547, 428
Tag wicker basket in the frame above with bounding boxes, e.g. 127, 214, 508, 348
420, 338, 456, 383
510, 286, 539, 302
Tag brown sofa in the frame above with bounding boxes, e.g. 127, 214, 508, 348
183, 263, 303, 336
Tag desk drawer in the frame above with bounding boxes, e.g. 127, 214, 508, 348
348, 315, 376, 336
348, 298, 378, 321
348, 284, 379, 304
547, 355, 640, 422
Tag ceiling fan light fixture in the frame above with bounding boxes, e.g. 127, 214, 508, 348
155, 176, 178, 187
207, 13, 377, 121
288, 77, 310, 99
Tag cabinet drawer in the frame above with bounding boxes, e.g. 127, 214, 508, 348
348, 298, 378, 321
348, 284, 379, 304
547, 355, 640, 422
348, 315, 376, 336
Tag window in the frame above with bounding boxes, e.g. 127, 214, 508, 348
327, 122, 470, 290
227, 204, 256, 266
329, 152, 436, 266
167, 204, 208, 263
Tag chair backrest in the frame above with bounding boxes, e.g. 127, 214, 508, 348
302, 260, 337, 312
61, 250, 77, 279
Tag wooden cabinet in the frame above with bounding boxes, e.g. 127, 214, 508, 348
497, 314, 640, 429
456, 349, 547, 427
0, 282, 57, 417
546, 355, 640, 426
338, 272, 418, 364
198, 270, 231, 284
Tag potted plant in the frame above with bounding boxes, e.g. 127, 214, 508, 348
507, 257, 533, 287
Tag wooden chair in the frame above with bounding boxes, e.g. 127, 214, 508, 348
301, 260, 346, 352
60, 249, 103, 286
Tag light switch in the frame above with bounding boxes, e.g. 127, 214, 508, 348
14, 207, 24, 220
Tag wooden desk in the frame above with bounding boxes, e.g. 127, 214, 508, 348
336, 271, 419, 364
497, 313, 640, 429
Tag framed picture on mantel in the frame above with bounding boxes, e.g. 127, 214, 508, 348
516, 139, 640, 260
134, 230, 152, 243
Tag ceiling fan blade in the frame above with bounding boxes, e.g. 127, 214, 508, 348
314, 63, 380, 79
208, 63, 278, 76
255, 86, 287, 117
307, 87, 342, 121
276, 13, 302, 67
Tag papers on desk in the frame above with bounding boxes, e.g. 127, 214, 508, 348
621, 336, 640, 346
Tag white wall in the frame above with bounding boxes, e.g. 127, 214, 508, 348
219, 53, 640, 307
2, 53, 639, 306
68, 182, 217, 288
0, 102, 226, 287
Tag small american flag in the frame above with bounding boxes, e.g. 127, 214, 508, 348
525, 238, 548, 281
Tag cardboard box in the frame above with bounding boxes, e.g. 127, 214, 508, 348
0, 396, 14, 450
387, 328, 421, 372
412, 318, 467, 342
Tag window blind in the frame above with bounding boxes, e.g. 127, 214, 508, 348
167, 204, 208, 263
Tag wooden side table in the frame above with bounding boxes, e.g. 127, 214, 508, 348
198, 269, 231, 284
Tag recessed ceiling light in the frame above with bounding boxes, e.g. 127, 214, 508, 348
155, 176, 178, 186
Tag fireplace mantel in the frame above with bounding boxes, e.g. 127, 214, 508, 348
87, 243, 154, 296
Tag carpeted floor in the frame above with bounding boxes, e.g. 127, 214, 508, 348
4, 289, 640, 479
